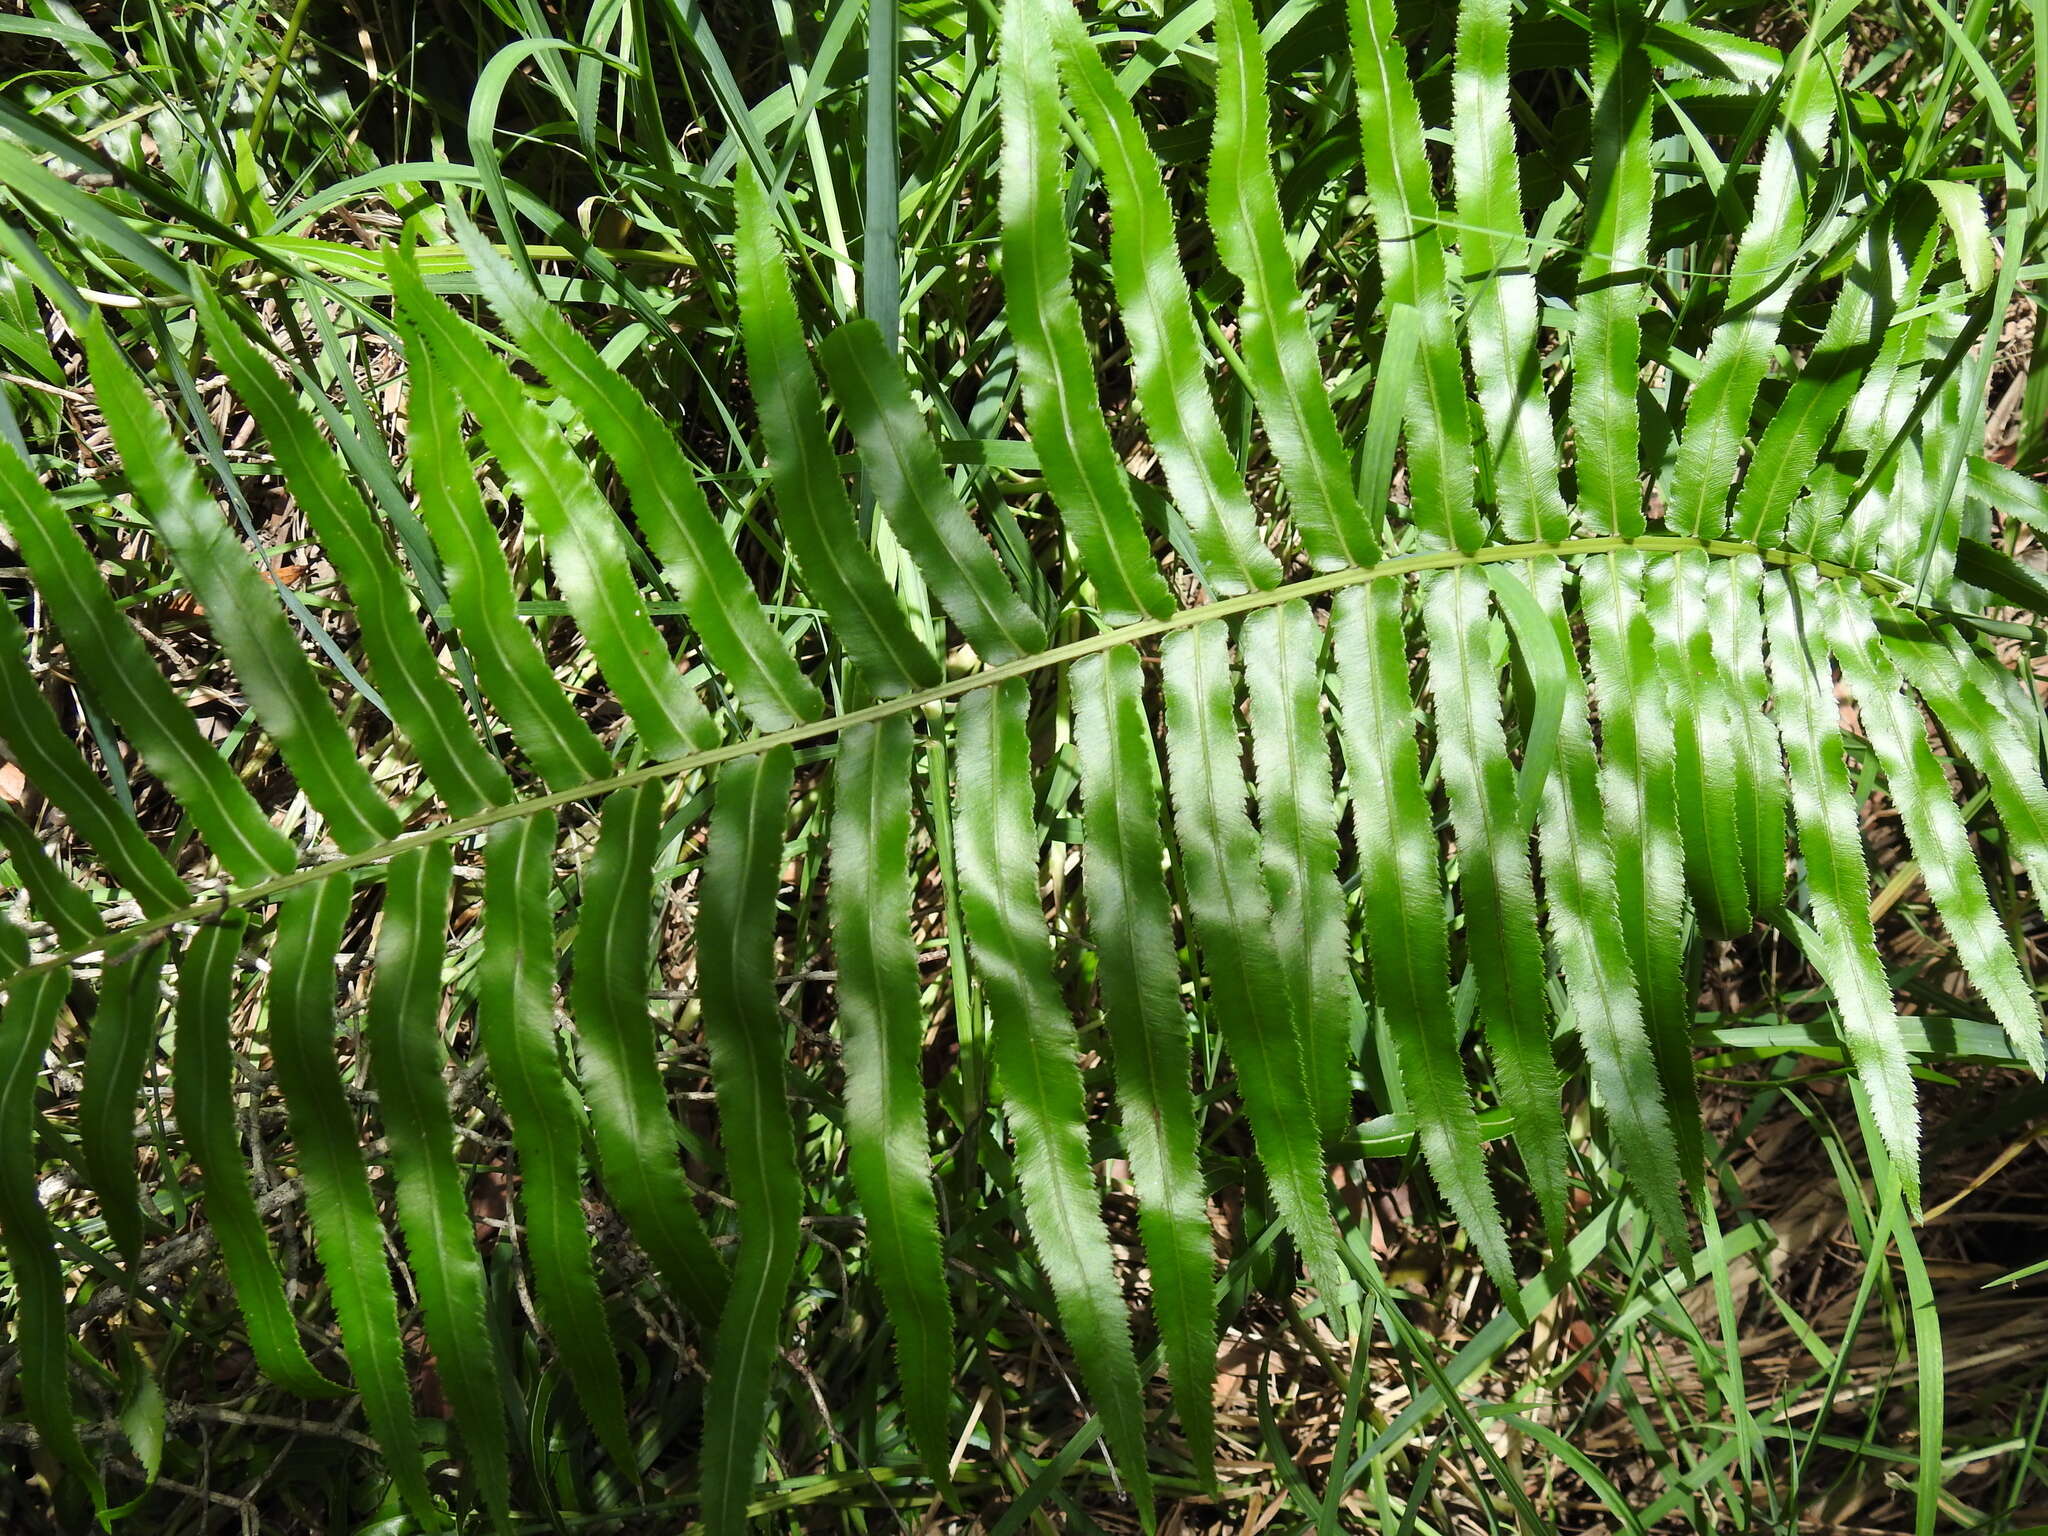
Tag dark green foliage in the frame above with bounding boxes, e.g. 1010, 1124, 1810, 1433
0, 1, 2044, 1531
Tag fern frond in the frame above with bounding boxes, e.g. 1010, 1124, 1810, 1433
0, 2, 2042, 1529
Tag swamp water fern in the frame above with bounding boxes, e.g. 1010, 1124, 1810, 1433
0, 0, 2044, 1528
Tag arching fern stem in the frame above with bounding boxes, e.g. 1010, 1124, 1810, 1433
3, 534, 1997, 987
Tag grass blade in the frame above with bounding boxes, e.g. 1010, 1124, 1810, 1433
571, 783, 730, 1324
863, 0, 902, 346
953, 678, 1155, 1523
827, 719, 957, 1485
1071, 649, 1218, 1478
698, 747, 803, 1534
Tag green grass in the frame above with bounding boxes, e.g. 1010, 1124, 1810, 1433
0, 0, 2046, 1532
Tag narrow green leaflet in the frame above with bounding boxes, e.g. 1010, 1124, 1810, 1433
0, 445, 293, 889
451, 223, 825, 732
0, 931, 100, 1506
169, 915, 346, 1400
1728, 220, 1897, 547
0, 802, 104, 948
113, 1340, 165, 1511
995, 0, 1174, 625
1906, 6, 2033, 611
1647, 554, 1753, 937
827, 719, 957, 1482
269, 877, 439, 1526
1071, 650, 1218, 1476
1525, 563, 1686, 1239
1209, 0, 1374, 569
84, 322, 401, 854
1346, 0, 1481, 552
952, 680, 1154, 1518
392, 259, 719, 761
1579, 556, 1702, 1185
194, 286, 513, 819
398, 335, 615, 792
1925, 179, 1995, 291
698, 747, 803, 1535
733, 165, 942, 695
1969, 454, 2048, 533
570, 783, 729, 1325
1762, 566, 1920, 1208
1831, 291, 1944, 572
1046, 0, 1279, 595
1827, 593, 2044, 1073
1417, 570, 1571, 1253
79, 937, 165, 1270
0, 629, 184, 919
1572, 0, 1656, 537
1161, 624, 1357, 1301
1885, 306, 1972, 598
480, 812, 636, 1468
1889, 621, 2048, 930
1451, 0, 1569, 544
1713, 555, 1788, 920
1330, 584, 1511, 1282
1956, 535, 2048, 618
1483, 568, 1567, 831
1240, 604, 1360, 1147
818, 319, 1048, 664
1788, 232, 1924, 556
1667, 42, 1842, 536
363, 845, 514, 1531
